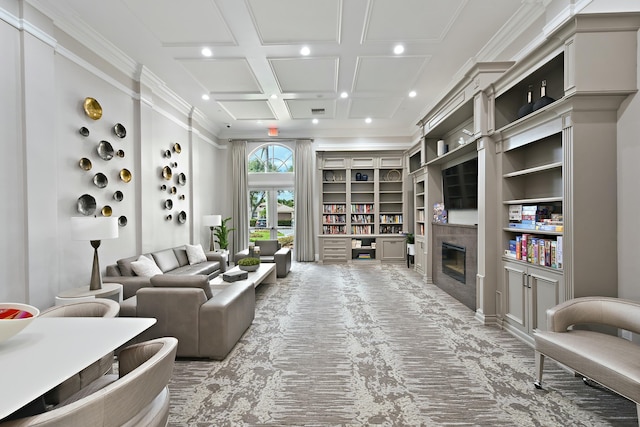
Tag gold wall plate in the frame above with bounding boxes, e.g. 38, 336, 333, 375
83, 97, 102, 120
119, 168, 132, 183
162, 166, 172, 180
101, 205, 112, 217
79, 158, 92, 171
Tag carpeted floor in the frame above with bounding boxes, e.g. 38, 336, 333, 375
167, 262, 637, 426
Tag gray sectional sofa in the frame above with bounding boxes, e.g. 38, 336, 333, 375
106, 245, 255, 359
104, 245, 227, 300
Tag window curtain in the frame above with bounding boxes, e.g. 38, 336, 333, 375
294, 140, 315, 261
232, 140, 249, 256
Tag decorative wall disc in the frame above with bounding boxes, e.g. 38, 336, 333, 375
113, 123, 126, 138
93, 172, 108, 188
83, 97, 102, 120
178, 211, 187, 224
116, 149, 125, 158
79, 127, 90, 137
173, 143, 182, 153
77, 194, 96, 215
386, 169, 401, 182
113, 190, 124, 202
79, 158, 92, 171
177, 173, 186, 186
97, 140, 114, 160
119, 168, 132, 183
101, 205, 112, 217
162, 166, 172, 180
118, 215, 127, 227
164, 199, 173, 210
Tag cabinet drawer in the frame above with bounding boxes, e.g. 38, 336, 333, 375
380, 157, 403, 168
323, 239, 348, 248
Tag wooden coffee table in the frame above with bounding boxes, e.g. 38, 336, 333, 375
210, 263, 276, 290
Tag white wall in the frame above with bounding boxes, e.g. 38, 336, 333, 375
0, 3, 226, 307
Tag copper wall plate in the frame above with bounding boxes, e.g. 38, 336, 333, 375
79, 158, 92, 171
77, 194, 97, 215
83, 97, 102, 120
101, 205, 112, 217
119, 168, 132, 183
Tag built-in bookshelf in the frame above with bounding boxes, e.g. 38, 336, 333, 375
318, 152, 407, 263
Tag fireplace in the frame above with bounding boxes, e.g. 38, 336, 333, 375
442, 242, 466, 283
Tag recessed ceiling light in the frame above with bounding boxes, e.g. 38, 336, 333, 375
201, 94, 210, 101
270, 94, 278, 99
340, 92, 349, 99
365, 117, 372, 124
300, 46, 310, 56
201, 47, 212, 57
409, 90, 417, 98
312, 118, 319, 124
393, 44, 405, 55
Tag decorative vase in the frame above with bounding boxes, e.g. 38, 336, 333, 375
355, 172, 362, 181
532, 80, 555, 112
517, 84, 534, 118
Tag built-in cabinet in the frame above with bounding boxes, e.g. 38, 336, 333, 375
503, 260, 563, 340
318, 152, 407, 263
405, 12, 640, 344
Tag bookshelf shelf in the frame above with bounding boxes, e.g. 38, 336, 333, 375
503, 162, 562, 178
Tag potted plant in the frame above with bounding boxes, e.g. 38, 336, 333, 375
405, 233, 415, 256
237, 257, 260, 272
214, 217, 235, 251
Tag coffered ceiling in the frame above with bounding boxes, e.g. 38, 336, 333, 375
28, 0, 546, 140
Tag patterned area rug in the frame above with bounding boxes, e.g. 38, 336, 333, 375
168, 262, 637, 426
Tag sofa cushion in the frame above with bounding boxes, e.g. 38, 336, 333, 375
173, 247, 189, 267
130, 255, 163, 277
150, 274, 212, 299
167, 261, 220, 277
117, 255, 140, 277
152, 249, 181, 273
186, 244, 207, 265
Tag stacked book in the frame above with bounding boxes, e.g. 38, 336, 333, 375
504, 234, 563, 269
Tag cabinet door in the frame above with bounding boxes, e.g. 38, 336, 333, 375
529, 267, 562, 333
378, 238, 406, 261
503, 262, 527, 333
414, 239, 426, 273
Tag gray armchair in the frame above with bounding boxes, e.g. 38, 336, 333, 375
39, 300, 120, 406
0, 337, 178, 427
235, 239, 291, 277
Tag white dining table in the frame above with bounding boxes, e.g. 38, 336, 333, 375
0, 317, 156, 420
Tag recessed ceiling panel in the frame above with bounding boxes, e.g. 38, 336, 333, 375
217, 100, 276, 120
179, 59, 263, 94
349, 97, 403, 119
285, 99, 337, 119
248, 0, 341, 44
354, 56, 430, 93
364, 0, 465, 42
270, 58, 338, 93
123, 0, 235, 44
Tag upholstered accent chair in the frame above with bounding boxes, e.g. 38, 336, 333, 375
235, 239, 291, 277
0, 337, 178, 427
39, 299, 121, 406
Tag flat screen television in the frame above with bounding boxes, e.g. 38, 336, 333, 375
442, 157, 478, 210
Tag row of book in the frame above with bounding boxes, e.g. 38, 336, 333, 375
351, 204, 374, 213
379, 214, 403, 224
322, 214, 345, 224
351, 225, 374, 234
323, 204, 346, 214
351, 214, 374, 224
505, 234, 563, 269
322, 225, 346, 234
380, 225, 403, 234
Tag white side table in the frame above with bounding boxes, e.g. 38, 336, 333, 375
55, 282, 123, 306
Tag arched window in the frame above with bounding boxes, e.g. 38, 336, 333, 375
248, 144, 294, 173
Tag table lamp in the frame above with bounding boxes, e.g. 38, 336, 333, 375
71, 217, 119, 290
203, 214, 222, 251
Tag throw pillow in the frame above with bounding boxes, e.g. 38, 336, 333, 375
186, 244, 207, 265
130, 255, 163, 277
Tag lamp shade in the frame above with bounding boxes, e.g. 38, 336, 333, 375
202, 215, 222, 227
71, 217, 118, 241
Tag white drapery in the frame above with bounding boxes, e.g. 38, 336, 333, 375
231, 140, 249, 256
294, 140, 315, 261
